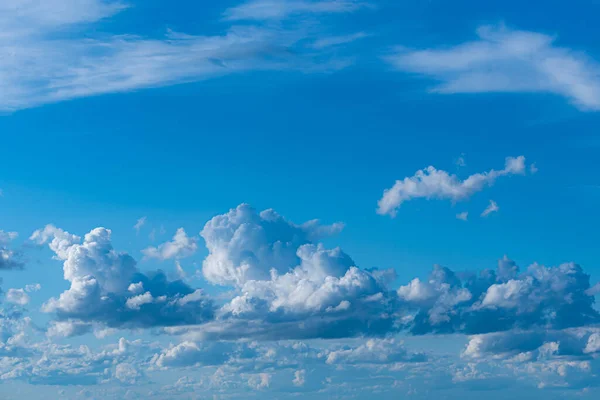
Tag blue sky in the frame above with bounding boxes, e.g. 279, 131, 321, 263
1, 1, 600, 399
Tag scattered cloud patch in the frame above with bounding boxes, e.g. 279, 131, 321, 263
248, 372, 271, 390
0, 230, 24, 270
399, 257, 599, 335
25, 284, 41, 293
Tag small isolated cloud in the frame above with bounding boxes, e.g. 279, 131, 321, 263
133, 217, 147, 234
293, 369, 306, 387
142, 228, 198, 261
481, 200, 499, 217
377, 156, 526, 217
5, 289, 30, 306
456, 212, 468, 221
224, 0, 367, 21
386, 24, 600, 111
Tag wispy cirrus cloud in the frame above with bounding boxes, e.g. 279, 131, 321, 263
223, 0, 368, 21
133, 217, 146, 234
0, 0, 366, 112
481, 200, 499, 217
311, 31, 369, 49
387, 24, 600, 111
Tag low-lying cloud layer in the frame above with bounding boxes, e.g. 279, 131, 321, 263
1, 203, 599, 398
20, 204, 599, 342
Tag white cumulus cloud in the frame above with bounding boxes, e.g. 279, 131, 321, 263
378, 156, 527, 217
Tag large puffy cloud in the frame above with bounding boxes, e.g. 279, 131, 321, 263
0, 333, 159, 386
200, 203, 344, 286
398, 256, 599, 335
31, 225, 214, 333
377, 156, 527, 217
191, 204, 395, 340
